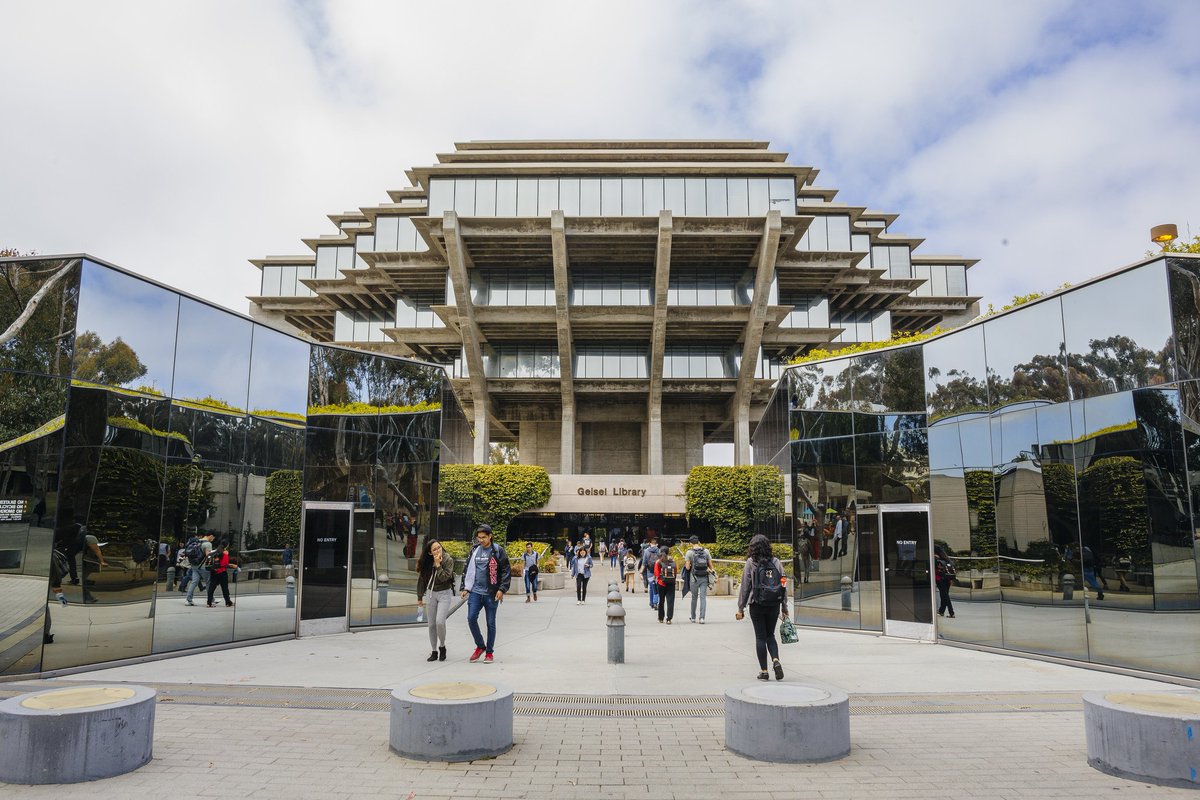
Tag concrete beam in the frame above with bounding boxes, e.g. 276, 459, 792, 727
647, 210, 673, 475
443, 211, 492, 464
550, 210, 576, 474
733, 210, 782, 465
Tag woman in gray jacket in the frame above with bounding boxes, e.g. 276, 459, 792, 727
417, 539, 456, 662
736, 534, 789, 681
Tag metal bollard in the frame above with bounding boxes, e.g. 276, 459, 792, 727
166, 566, 176, 592
286, 575, 296, 608
378, 574, 389, 608
1062, 573, 1075, 601
607, 600, 626, 664
840, 575, 852, 611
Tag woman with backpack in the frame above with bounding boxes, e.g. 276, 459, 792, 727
654, 549, 678, 624
623, 550, 638, 593
572, 546, 593, 604
417, 538, 456, 661
736, 534, 788, 681
206, 540, 236, 608
934, 545, 956, 618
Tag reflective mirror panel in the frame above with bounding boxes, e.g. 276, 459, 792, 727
984, 297, 1068, 409
0, 259, 80, 378
924, 325, 989, 422
173, 298, 252, 412
75, 261, 179, 394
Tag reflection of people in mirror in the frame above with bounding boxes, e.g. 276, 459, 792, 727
33, 496, 47, 527
934, 546, 956, 618
80, 523, 107, 604
206, 540, 236, 608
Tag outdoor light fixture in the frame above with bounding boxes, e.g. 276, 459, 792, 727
1151, 223, 1179, 249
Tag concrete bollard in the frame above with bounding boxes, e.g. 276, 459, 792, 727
607, 602, 626, 664
286, 575, 296, 608
1062, 573, 1075, 601
166, 566, 176, 592
840, 576, 852, 611
378, 574, 389, 608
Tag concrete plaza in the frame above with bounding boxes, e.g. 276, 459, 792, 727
2, 562, 1197, 799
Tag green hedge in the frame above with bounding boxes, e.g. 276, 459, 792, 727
263, 470, 302, 548
684, 465, 785, 553
437, 464, 551, 544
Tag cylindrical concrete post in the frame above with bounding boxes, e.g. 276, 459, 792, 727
725, 682, 850, 763
390, 681, 513, 762
1084, 691, 1200, 787
286, 575, 296, 608
840, 576, 852, 611
0, 685, 156, 784
607, 603, 626, 664
1062, 573, 1075, 601
378, 574, 389, 608
166, 566, 176, 592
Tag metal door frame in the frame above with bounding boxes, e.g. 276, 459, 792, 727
297, 500, 354, 636
866, 503, 935, 641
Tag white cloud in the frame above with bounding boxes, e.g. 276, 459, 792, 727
1, 0, 1196, 318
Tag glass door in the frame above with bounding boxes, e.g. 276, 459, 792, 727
879, 505, 934, 640
299, 502, 353, 635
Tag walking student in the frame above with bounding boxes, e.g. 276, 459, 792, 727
522, 542, 540, 602
206, 540, 236, 608
623, 550, 638, 593
572, 546, 593, 604
460, 524, 511, 663
685, 535, 714, 624
934, 546, 956, 618
654, 549, 677, 624
736, 534, 789, 681
641, 537, 661, 610
417, 539, 456, 661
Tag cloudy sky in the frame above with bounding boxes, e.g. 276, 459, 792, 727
2, 0, 1198, 317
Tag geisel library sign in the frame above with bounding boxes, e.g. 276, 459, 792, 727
545, 475, 687, 514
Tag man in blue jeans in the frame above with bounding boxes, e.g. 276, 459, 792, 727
641, 537, 661, 610
460, 524, 511, 663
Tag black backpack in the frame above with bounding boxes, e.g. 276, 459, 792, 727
753, 559, 786, 604
184, 537, 205, 567
661, 560, 676, 582
691, 550, 709, 577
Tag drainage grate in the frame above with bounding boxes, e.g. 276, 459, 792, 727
0, 682, 1087, 718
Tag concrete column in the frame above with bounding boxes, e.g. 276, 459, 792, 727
733, 402, 751, 465
647, 210, 673, 476
474, 403, 490, 465
647, 404, 663, 475
560, 404, 575, 475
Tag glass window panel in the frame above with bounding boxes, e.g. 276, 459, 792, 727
600, 178, 622, 216
335, 311, 353, 340
314, 246, 336, 279
827, 216, 851, 251
453, 179, 475, 215
664, 178, 685, 215
397, 217, 419, 252
474, 179, 497, 216
509, 273, 526, 306
500, 349, 517, 377
427, 179, 454, 216
684, 178, 706, 215
690, 349, 708, 377
559, 178, 580, 215
515, 179, 537, 215
375, 216, 399, 250
260, 266, 281, 296
580, 179, 601, 215
496, 179, 517, 216
809, 218, 828, 251
1062, 264, 1173, 399
932, 265, 948, 296
851, 233, 871, 253
890, 247, 912, 279
337, 246, 355, 272
947, 265, 967, 296
706, 178, 728, 216
768, 177, 794, 205
622, 178, 643, 216
601, 279, 620, 305
643, 178, 664, 214
727, 178, 749, 216
871, 245, 889, 272
537, 178, 558, 215
748, 179, 770, 215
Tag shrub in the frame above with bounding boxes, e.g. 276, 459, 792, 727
685, 465, 785, 553
437, 464, 551, 544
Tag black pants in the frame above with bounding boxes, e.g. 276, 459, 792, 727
937, 578, 954, 616
576, 574, 589, 601
657, 581, 675, 621
748, 602, 781, 670
207, 570, 231, 605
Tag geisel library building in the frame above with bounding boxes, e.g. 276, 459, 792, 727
4, 139, 1200, 685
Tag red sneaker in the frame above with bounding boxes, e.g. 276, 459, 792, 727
469, 647, 484, 662
484, 653, 494, 664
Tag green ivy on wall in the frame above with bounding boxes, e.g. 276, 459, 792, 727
263, 469, 302, 548
963, 469, 997, 557
684, 465, 785, 553
437, 464, 551, 544
1080, 455, 1148, 559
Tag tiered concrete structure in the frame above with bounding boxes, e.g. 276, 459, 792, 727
249, 140, 978, 477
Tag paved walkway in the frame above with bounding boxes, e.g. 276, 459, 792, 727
2, 566, 1196, 798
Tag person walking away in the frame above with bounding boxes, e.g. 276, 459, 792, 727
417, 539, 456, 661
460, 524, 511, 663
610, 540, 619, 568
934, 546, 956, 618
736, 534, 789, 681
641, 537, 661, 610
80, 523, 107, 604
654, 550, 677, 623
522, 542, 540, 602
206, 540, 236, 607
685, 535, 714, 623
572, 546, 593, 604
183, 534, 211, 606
623, 551, 638, 593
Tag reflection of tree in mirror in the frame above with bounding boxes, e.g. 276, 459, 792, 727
926, 368, 989, 420
963, 469, 997, 557
263, 470, 302, 547
489, 442, 518, 464
0, 372, 66, 444
0, 258, 79, 371
310, 347, 443, 414
1079, 456, 1148, 561
72, 331, 147, 387
162, 461, 215, 537
1068, 335, 1171, 396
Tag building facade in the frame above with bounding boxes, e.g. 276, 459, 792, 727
0, 256, 470, 677
752, 253, 1200, 681
249, 141, 978, 535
